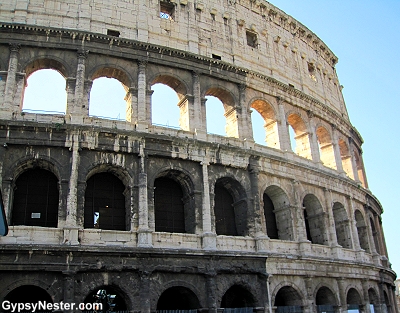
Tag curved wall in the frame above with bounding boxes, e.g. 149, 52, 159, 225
0, 1, 397, 313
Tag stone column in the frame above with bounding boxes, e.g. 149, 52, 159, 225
1, 179, 13, 223
62, 269, 76, 304
205, 272, 217, 313
323, 188, 339, 247
237, 83, 253, 140
304, 276, 315, 313
307, 111, 321, 164
68, 49, 89, 123
292, 180, 307, 243
137, 140, 152, 247
362, 279, 372, 313
374, 215, 388, 258
337, 278, 348, 313
276, 97, 291, 151
136, 60, 148, 131
347, 196, 361, 251
348, 138, 361, 183
4, 43, 21, 113
192, 72, 206, 139
64, 131, 80, 245
201, 158, 216, 250
331, 125, 345, 174
139, 270, 152, 313
126, 87, 138, 124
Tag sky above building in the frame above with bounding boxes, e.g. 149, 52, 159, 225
268, 0, 400, 275
22, 0, 400, 277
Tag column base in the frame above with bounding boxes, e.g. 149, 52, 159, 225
255, 235, 270, 252
202, 232, 217, 250
63, 227, 80, 245
138, 229, 153, 248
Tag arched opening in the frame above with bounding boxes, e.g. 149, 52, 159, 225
339, 139, 354, 178
383, 291, 391, 313
84, 286, 127, 312
368, 288, 379, 313
221, 285, 256, 310
287, 114, 312, 160
23, 69, 66, 114
84, 172, 126, 231
303, 194, 328, 245
89, 77, 127, 120
214, 178, 248, 236
316, 126, 337, 169
151, 83, 180, 129
332, 202, 352, 249
5, 285, 53, 312
157, 286, 200, 310
154, 177, 185, 233
347, 288, 362, 313
355, 210, 370, 252
12, 168, 59, 227
205, 88, 238, 138
250, 100, 279, 148
205, 95, 226, 136
274, 286, 303, 313
316, 286, 337, 313
263, 185, 292, 241
263, 193, 278, 239
370, 217, 381, 254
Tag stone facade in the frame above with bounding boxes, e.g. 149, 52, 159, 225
0, 1, 397, 313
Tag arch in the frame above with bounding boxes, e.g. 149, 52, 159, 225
23, 69, 67, 114
5, 285, 53, 312
157, 286, 200, 310
84, 172, 127, 231
89, 67, 132, 121
287, 113, 312, 160
315, 286, 337, 313
84, 285, 128, 312
12, 168, 59, 227
370, 217, 381, 254
263, 185, 293, 240
274, 285, 303, 313
354, 210, 370, 252
303, 194, 328, 245
316, 126, 337, 169
383, 291, 391, 313
85, 163, 132, 188
347, 288, 362, 312
332, 202, 353, 249
205, 87, 239, 138
214, 177, 248, 236
151, 74, 188, 100
221, 284, 256, 308
250, 99, 280, 148
24, 57, 69, 79
338, 139, 354, 178
368, 288, 379, 313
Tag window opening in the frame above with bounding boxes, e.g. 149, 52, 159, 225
160, 1, 175, 20
23, 69, 66, 114
151, 83, 180, 128
12, 168, 59, 227
212, 54, 222, 60
246, 30, 258, 48
107, 29, 120, 37
154, 177, 185, 233
214, 183, 238, 236
84, 173, 126, 231
263, 193, 278, 239
205, 95, 226, 136
89, 77, 127, 120
308, 63, 317, 82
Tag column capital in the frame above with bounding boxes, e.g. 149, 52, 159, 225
9, 43, 21, 53
138, 59, 148, 68
77, 49, 89, 59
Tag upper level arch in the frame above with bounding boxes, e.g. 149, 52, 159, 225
250, 98, 280, 148
354, 209, 370, 252
338, 138, 354, 179
287, 113, 312, 160
316, 125, 336, 169
150, 73, 189, 100
332, 201, 353, 249
89, 66, 133, 88
23, 57, 70, 79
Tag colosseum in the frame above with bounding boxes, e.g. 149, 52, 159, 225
0, 0, 397, 313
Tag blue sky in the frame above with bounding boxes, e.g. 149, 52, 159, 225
269, 0, 400, 275
23, 1, 400, 277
